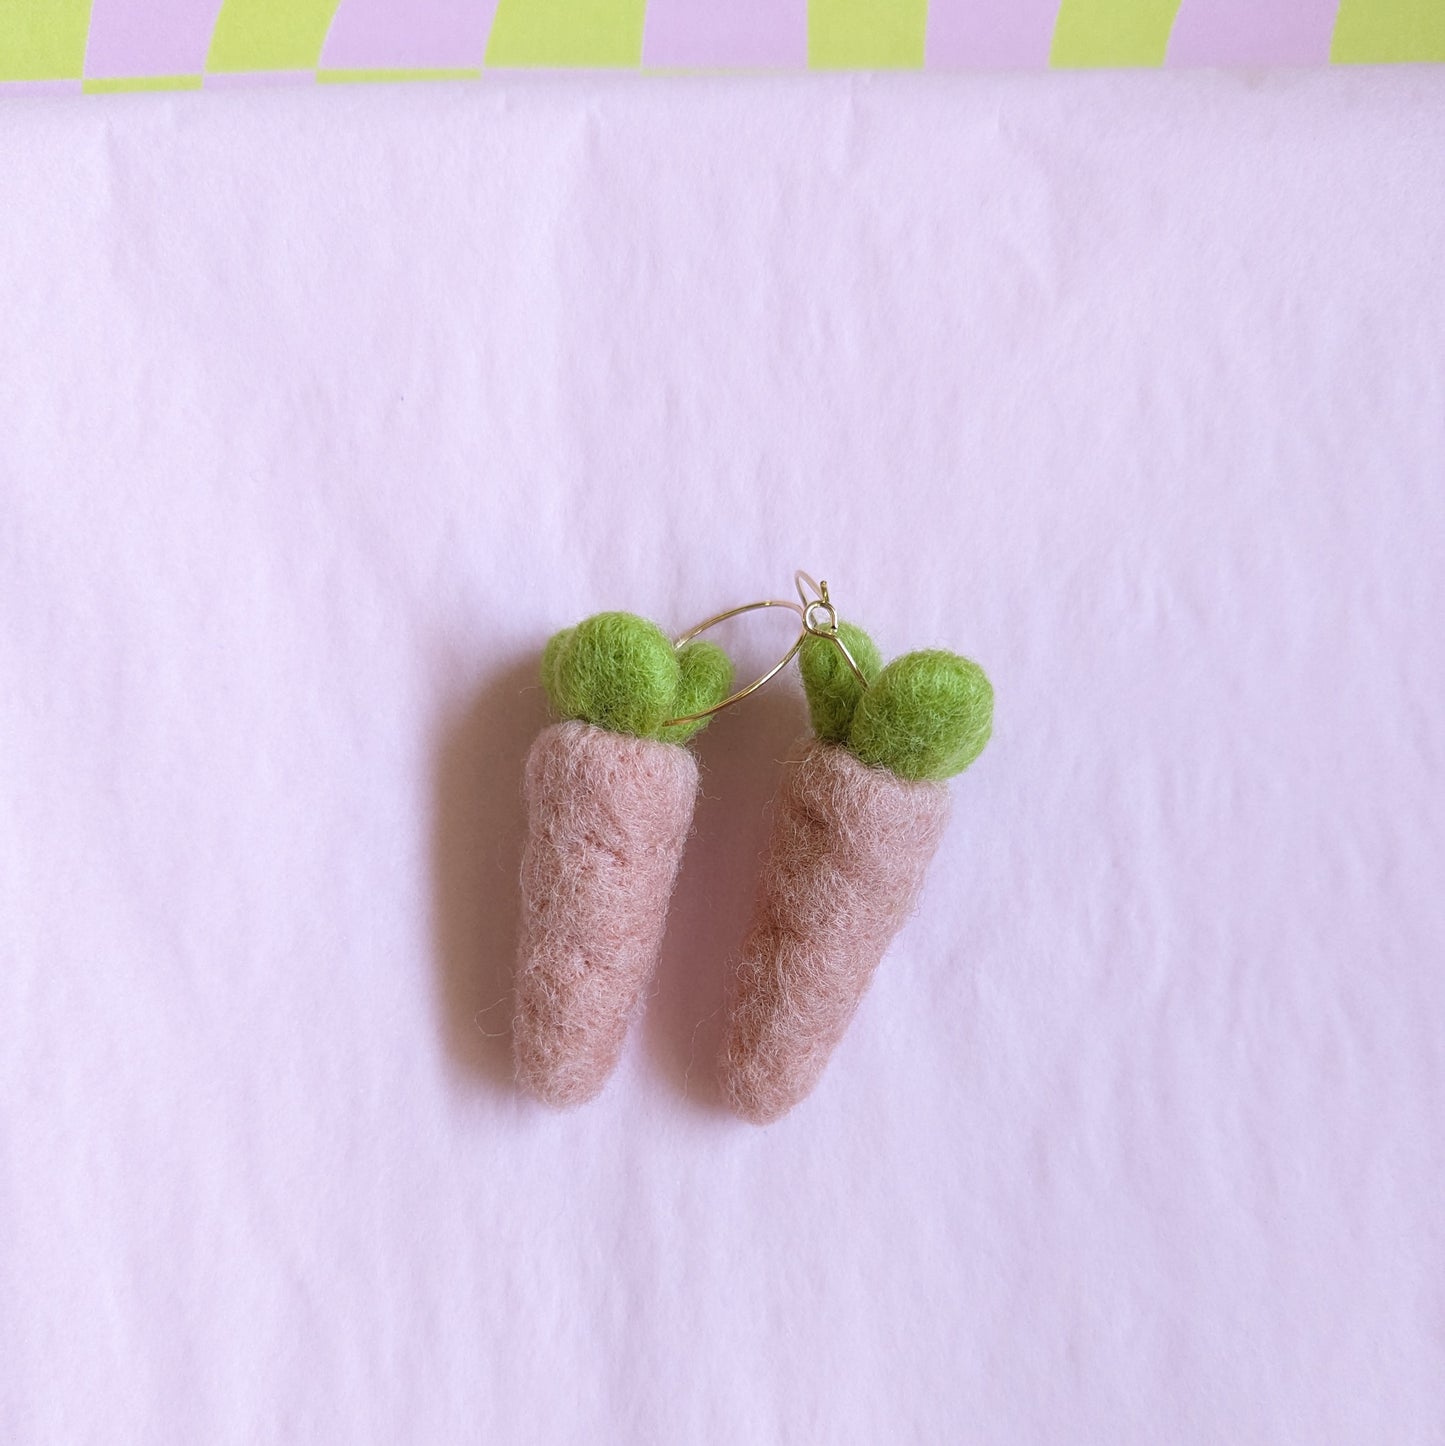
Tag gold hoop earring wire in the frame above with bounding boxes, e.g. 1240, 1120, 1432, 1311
662, 570, 870, 729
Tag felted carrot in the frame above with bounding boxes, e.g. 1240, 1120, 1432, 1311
720, 622, 993, 1123
514, 612, 731, 1107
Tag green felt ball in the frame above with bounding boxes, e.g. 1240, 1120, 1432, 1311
658, 640, 733, 745
848, 649, 994, 782
799, 622, 882, 743
542, 612, 681, 739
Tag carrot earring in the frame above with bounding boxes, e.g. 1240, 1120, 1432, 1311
512, 611, 734, 1106
719, 578, 994, 1124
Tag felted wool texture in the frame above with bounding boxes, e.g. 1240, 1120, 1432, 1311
545, 612, 681, 739
657, 639, 733, 745
720, 738, 951, 1124
514, 719, 699, 1107
799, 622, 883, 744
849, 649, 994, 783
544, 612, 732, 743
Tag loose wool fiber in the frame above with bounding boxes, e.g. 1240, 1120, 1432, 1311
720, 738, 951, 1124
514, 720, 699, 1106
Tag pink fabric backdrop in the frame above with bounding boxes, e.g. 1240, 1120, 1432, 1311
2, 72, 1443, 1444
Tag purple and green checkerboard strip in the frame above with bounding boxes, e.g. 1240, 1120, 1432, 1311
3, 0, 1442, 91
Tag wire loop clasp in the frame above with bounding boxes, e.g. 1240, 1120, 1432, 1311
662, 570, 869, 728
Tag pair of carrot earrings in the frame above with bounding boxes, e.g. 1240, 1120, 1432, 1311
512, 572, 993, 1124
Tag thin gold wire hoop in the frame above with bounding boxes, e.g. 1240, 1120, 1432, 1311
662, 570, 870, 728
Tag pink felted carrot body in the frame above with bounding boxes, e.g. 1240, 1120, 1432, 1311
721, 626, 993, 1123
513, 612, 730, 1107
722, 740, 951, 1123
514, 721, 699, 1106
